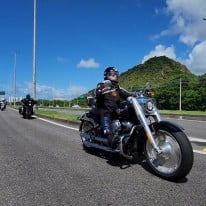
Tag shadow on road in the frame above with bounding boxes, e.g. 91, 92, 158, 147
21, 116, 37, 120
83, 147, 189, 183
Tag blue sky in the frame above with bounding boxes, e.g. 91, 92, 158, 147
0, 0, 206, 100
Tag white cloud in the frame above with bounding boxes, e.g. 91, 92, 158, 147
67, 85, 88, 99
17, 82, 88, 100
184, 41, 206, 74
142, 45, 176, 63
165, 0, 206, 74
148, 0, 206, 74
77, 58, 100, 68
165, 0, 206, 45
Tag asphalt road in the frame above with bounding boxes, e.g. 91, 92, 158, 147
162, 117, 206, 154
0, 108, 205, 206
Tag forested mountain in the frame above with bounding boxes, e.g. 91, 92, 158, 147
116, 56, 206, 110
118, 56, 196, 90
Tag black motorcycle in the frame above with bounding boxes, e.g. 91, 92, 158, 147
79, 89, 194, 180
0, 100, 7, 111
19, 100, 35, 119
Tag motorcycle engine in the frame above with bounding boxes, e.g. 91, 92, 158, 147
111, 120, 121, 134
111, 120, 133, 135
121, 121, 133, 134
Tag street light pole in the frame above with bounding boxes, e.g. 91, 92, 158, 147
33, 0, 37, 99
13, 52, 16, 107
179, 78, 182, 111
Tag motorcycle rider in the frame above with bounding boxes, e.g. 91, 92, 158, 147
95, 67, 131, 148
0, 98, 7, 110
21, 94, 37, 115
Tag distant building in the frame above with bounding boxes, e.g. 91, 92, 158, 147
8, 96, 22, 103
54, 98, 65, 101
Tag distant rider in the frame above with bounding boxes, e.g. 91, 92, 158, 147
21, 94, 37, 115
0, 99, 7, 110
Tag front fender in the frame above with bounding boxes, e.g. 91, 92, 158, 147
153, 120, 184, 133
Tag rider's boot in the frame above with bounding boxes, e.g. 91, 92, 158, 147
102, 116, 119, 149
102, 116, 113, 147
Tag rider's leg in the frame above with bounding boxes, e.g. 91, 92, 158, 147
101, 116, 114, 147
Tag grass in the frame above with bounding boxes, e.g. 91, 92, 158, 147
34, 108, 206, 123
35, 110, 80, 122
159, 110, 206, 116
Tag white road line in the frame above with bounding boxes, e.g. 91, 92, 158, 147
164, 117, 206, 123
36, 116, 79, 131
36, 116, 206, 155
189, 137, 206, 142
193, 150, 206, 155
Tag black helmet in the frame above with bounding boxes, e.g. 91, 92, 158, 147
26, 94, 31, 99
104, 67, 119, 80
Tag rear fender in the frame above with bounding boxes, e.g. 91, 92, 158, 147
79, 112, 97, 131
79, 112, 94, 123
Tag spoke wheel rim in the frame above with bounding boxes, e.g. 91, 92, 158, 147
146, 130, 182, 175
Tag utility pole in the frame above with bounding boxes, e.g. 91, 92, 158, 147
33, 0, 37, 99
13, 52, 16, 107
179, 78, 182, 111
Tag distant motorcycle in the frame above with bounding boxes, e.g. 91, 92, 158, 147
0, 100, 7, 111
19, 100, 35, 119
79, 89, 194, 180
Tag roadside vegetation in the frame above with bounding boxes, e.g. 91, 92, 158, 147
159, 110, 206, 116
35, 109, 80, 122
119, 56, 206, 111
34, 108, 206, 123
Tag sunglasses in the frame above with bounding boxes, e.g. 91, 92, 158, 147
108, 71, 119, 77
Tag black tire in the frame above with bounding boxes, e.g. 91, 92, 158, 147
145, 125, 194, 180
25, 109, 32, 119
80, 120, 94, 150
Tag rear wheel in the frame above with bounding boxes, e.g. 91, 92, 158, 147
80, 120, 95, 150
145, 127, 193, 180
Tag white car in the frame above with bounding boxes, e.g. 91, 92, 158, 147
72, 104, 81, 108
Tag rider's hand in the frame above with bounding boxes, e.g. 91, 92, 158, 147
128, 91, 137, 97
102, 86, 111, 93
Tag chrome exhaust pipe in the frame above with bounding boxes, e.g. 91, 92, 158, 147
80, 132, 109, 145
83, 140, 120, 153
118, 126, 137, 160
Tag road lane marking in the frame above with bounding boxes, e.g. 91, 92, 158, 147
189, 137, 206, 154
164, 117, 206, 123
36, 116, 79, 131
36, 116, 206, 155
188, 137, 206, 142
193, 150, 206, 155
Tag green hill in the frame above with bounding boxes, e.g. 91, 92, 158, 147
76, 56, 205, 110
118, 56, 196, 90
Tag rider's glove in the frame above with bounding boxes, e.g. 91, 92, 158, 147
102, 86, 111, 93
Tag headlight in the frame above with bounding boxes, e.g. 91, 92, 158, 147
145, 100, 154, 112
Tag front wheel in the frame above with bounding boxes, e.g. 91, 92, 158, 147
145, 126, 194, 180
